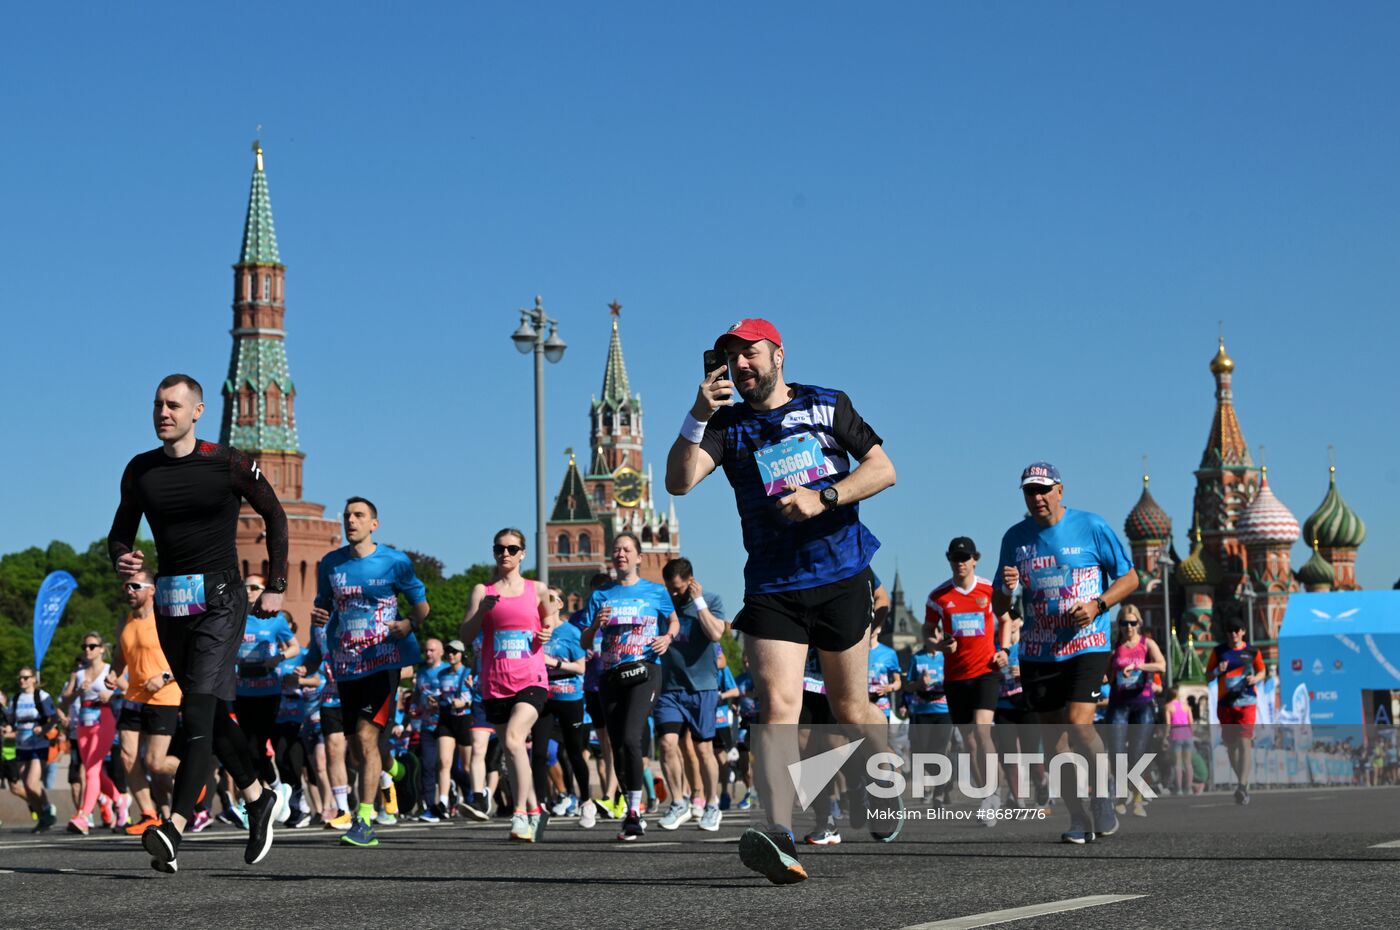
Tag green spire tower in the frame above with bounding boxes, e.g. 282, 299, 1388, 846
219, 141, 304, 499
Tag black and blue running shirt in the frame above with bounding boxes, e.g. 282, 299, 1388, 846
698, 383, 882, 594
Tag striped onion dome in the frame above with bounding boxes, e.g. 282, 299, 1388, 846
1179, 526, 1221, 586
1296, 539, 1336, 589
1235, 469, 1300, 546
1303, 466, 1367, 549
1125, 476, 1172, 542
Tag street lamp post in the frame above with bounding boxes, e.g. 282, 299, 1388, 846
1159, 551, 1174, 689
512, 295, 567, 586
1240, 577, 1257, 644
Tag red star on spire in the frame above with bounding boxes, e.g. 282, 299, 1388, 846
608, 300, 622, 317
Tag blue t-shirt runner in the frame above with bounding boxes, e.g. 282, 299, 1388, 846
316, 543, 427, 681
583, 579, 674, 672
237, 612, 296, 698
906, 649, 949, 717
867, 642, 901, 718
545, 621, 586, 701
997, 508, 1133, 664
661, 592, 728, 693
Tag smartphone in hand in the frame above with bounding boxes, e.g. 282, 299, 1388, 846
703, 349, 724, 380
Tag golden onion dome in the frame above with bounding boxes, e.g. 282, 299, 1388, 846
1210, 337, 1235, 375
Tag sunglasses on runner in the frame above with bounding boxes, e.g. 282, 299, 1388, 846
946, 554, 972, 563
493, 544, 524, 556
18, 674, 33, 681
446, 647, 463, 654
125, 582, 153, 591
1120, 620, 1139, 627
83, 643, 103, 650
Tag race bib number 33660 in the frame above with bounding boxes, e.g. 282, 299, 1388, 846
755, 435, 831, 497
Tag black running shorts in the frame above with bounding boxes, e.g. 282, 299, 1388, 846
733, 566, 875, 652
484, 686, 549, 726
338, 670, 399, 731
117, 701, 179, 736
153, 570, 246, 702
433, 713, 473, 743
1019, 653, 1110, 714
944, 673, 1001, 725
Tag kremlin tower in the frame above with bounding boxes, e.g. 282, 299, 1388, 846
220, 143, 340, 636
546, 303, 680, 608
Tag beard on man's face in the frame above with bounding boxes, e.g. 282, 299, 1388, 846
737, 364, 780, 404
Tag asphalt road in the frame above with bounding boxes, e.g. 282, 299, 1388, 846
3, 789, 1398, 930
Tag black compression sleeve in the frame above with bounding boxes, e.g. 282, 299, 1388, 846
106, 460, 143, 568
228, 447, 290, 579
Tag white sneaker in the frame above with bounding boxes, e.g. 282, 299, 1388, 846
698, 805, 722, 832
578, 800, 597, 830
979, 794, 999, 828
659, 801, 692, 830
274, 783, 293, 825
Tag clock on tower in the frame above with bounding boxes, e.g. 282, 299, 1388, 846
614, 466, 643, 508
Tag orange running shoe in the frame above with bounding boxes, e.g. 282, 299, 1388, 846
125, 812, 162, 836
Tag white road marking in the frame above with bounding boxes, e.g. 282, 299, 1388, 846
622, 841, 681, 848
1368, 839, 1400, 849
896, 894, 1147, 930
701, 836, 742, 843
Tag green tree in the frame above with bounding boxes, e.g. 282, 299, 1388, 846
0, 537, 156, 692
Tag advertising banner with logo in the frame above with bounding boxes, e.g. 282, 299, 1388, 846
1278, 591, 1400, 726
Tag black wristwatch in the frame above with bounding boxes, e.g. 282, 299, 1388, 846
266, 577, 288, 594
819, 486, 840, 511
1095, 597, 1108, 616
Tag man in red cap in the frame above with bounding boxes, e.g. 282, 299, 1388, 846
666, 318, 897, 884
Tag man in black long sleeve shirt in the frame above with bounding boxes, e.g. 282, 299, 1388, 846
107, 373, 287, 874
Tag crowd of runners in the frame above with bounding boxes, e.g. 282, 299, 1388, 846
0, 317, 1298, 885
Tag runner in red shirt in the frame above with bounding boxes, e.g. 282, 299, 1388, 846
1206, 620, 1266, 805
925, 537, 1008, 821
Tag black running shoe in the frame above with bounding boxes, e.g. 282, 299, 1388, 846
142, 821, 181, 874
865, 787, 905, 843
533, 807, 550, 842
244, 790, 277, 865
738, 827, 808, 885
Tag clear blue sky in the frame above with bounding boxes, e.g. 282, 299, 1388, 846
3, 2, 1397, 608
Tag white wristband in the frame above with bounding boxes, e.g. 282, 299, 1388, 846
692, 596, 709, 613
679, 412, 708, 444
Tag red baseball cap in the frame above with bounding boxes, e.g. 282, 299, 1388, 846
714, 318, 783, 352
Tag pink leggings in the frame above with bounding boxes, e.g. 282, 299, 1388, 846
76, 707, 119, 816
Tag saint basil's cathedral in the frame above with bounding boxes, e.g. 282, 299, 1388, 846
1122, 339, 1367, 665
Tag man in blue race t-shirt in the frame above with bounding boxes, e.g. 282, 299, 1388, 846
656, 558, 730, 833
991, 462, 1136, 844
307, 497, 430, 849
666, 318, 899, 884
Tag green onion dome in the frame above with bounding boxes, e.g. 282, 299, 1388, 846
1303, 466, 1366, 549
1296, 539, 1336, 590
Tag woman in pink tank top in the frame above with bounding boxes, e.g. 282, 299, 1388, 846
1164, 686, 1195, 795
459, 528, 558, 843
1105, 605, 1166, 817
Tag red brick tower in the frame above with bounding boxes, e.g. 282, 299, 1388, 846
219, 142, 340, 638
